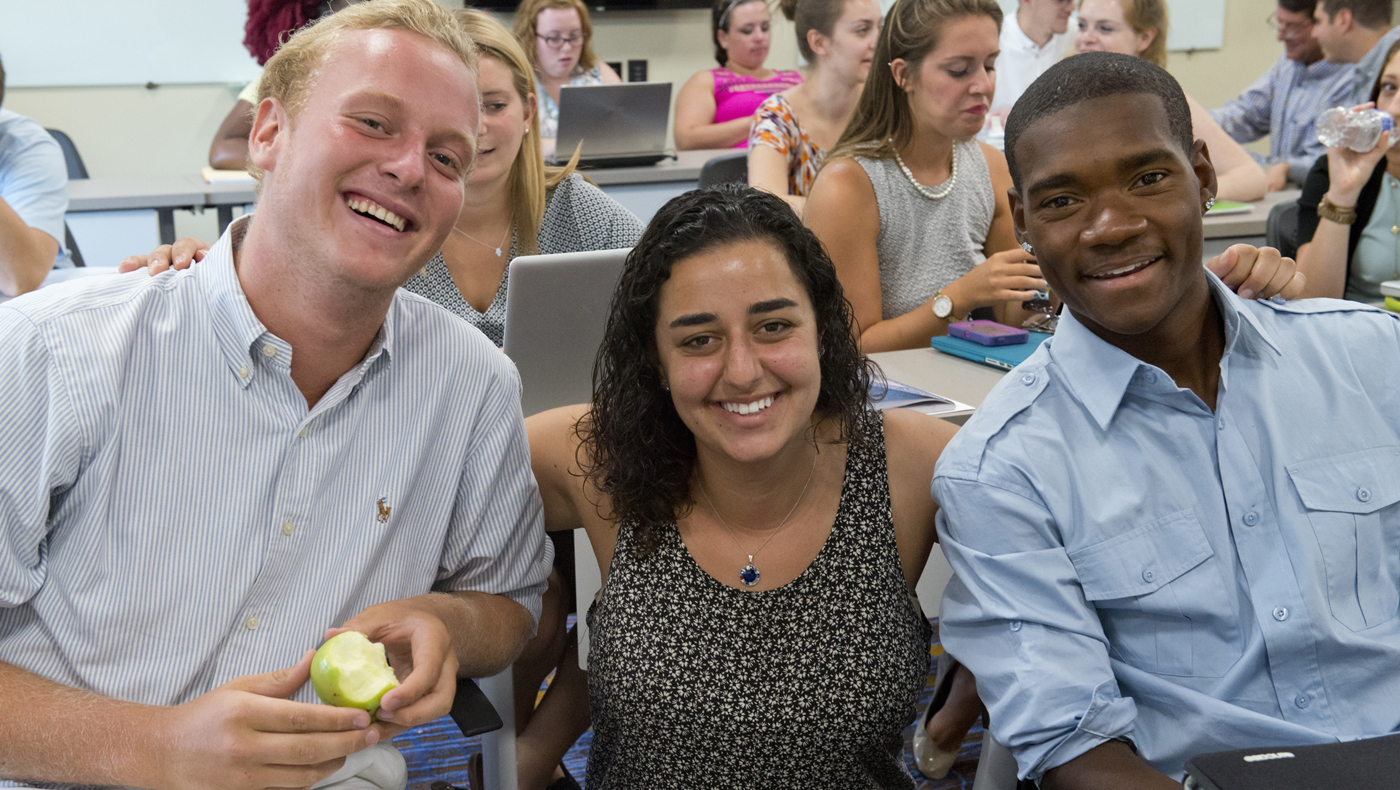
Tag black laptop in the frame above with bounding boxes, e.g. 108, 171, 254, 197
1183, 733, 1400, 790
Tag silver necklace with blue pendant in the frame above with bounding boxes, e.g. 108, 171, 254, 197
696, 450, 820, 587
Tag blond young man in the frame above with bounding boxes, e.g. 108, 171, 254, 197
0, 2, 551, 788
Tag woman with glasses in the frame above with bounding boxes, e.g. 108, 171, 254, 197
1075, 0, 1270, 201
514, 0, 623, 159
673, 0, 803, 150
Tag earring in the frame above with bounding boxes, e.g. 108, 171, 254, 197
524, 126, 530, 133
1204, 198, 1216, 211
661, 379, 670, 392
1020, 241, 1034, 254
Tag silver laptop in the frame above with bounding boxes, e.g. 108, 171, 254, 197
502, 247, 630, 417
553, 83, 672, 168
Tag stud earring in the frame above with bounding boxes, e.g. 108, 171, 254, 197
524, 125, 530, 133
1020, 241, 1034, 254
661, 379, 670, 392
1204, 198, 1216, 211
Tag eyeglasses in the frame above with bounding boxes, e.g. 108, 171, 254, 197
537, 33, 584, 49
1266, 11, 1313, 36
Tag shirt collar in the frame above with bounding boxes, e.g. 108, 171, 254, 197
198, 214, 397, 389
1004, 15, 1056, 53
1047, 270, 1280, 430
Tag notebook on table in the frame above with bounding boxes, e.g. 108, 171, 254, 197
930, 331, 1050, 371
552, 82, 672, 169
501, 247, 630, 417
1183, 733, 1400, 790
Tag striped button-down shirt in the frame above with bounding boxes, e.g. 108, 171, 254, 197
936, 273, 1400, 781
1211, 54, 1354, 185
0, 220, 552, 728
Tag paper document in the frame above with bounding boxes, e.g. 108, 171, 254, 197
201, 167, 256, 184
869, 379, 958, 414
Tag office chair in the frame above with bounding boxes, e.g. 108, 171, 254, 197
46, 128, 89, 267
697, 151, 748, 189
1265, 200, 1299, 261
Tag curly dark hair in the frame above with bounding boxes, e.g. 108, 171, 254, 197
578, 184, 876, 554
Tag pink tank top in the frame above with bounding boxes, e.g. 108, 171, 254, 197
712, 67, 804, 148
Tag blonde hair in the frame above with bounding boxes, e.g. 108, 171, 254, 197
1116, 0, 1168, 67
251, 0, 479, 188
513, 0, 600, 74
455, 9, 579, 256
829, 0, 1001, 161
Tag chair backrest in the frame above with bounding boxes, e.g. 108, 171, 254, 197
45, 128, 89, 180
1265, 199, 1299, 261
697, 151, 748, 189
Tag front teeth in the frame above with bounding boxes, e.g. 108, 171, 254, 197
346, 198, 406, 232
1091, 259, 1153, 279
722, 396, 774, 415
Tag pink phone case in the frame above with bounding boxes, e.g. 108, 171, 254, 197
948, 320, 1029, 346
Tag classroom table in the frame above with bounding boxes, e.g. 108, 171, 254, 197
586, 148, 733, 222
66, 177, 208, 245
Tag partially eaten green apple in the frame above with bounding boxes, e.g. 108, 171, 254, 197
310, 631, 399, 718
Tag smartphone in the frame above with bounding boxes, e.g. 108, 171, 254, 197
948, 320, 1029, 347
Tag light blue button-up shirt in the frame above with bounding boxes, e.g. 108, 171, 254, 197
0, 219, 551, 733
934, 273, 1400, 782
0, 108, 70, 268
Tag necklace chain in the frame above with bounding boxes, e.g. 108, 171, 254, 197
697, 449, 820, 581
452, 215, 514, 258
894, 145, 958, 200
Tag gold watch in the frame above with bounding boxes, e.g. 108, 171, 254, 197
931, 290, 955, 319
1318, 195, 1358, 225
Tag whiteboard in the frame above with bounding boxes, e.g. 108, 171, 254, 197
0, 0, 262, 87
989, 0, 1223, 52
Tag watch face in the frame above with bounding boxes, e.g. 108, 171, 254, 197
933, 294, 953, 318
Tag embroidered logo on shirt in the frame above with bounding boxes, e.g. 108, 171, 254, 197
376, 496, 392, 523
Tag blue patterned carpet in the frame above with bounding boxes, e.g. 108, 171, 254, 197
393, 617, 981, 789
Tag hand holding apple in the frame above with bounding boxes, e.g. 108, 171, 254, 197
329, 599, 459, 738
149, 649, 378, 790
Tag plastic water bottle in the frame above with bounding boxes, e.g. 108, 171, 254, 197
1316, 107, 1394, 152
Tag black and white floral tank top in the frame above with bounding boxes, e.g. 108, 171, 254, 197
585, 412, 932, 789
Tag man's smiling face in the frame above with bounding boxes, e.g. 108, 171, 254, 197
1009, 92, 1217, 340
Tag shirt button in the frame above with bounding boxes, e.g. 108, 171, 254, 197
1009, 620, 1023, 631
262, 345, 277, 358
1144, 371, 1158, 383
1357, 487, 1372, 503
244, 615, 259, 630
1243, 511, 1259, 526
1273, 606, 1289, 621
237, 366, 249, 379
282, 520, 294, 536
1142, 568, 1155, 583
1021, 373, 1036, 386
297, 427, 307, 439
1217, 418, 1226, 430
1295, 693, 1309, 709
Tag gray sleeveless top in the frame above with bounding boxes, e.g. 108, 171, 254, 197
857, 140, 995, 320
585, 412, 931, 790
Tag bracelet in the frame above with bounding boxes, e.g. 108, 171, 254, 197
1318, 195, 1358, 225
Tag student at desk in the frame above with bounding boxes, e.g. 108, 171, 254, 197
673, 0, 802, 151
513, 0, 622, 160
1296, 41, 1400, 301
746, 0, 881, 215
936, 52, 1399, 788
0, 55, 70, 296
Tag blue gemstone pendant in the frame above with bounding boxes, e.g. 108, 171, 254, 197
740, 563, 760, 586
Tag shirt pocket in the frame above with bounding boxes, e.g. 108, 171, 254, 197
1068, 509, 1237, 677
1287, 446, 1400, 632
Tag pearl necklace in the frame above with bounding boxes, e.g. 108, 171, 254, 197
894, 145, 958, 200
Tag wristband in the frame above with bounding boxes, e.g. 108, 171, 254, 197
1318, 195, 1358, 225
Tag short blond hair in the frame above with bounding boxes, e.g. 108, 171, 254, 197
250, 0, 479, 186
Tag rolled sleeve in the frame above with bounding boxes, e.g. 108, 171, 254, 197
0, 307, 83, 607
935, 474, 1137, 781
435, 358, 552, 631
